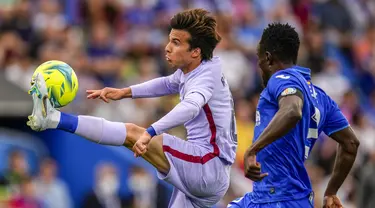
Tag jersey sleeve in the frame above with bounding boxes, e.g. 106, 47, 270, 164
151, 92, 205, 135
322, 97, 350, 136
267, 73, 304, 102
130, 70, 180, 98
184, 68, 215, 104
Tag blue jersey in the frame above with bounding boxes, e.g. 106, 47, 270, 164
250, 66, 349, 203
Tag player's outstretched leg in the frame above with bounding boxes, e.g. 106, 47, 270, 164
27, 73, 170, 174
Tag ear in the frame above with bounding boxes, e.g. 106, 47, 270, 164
265, 51, 272, 66
191, 48, 201, 59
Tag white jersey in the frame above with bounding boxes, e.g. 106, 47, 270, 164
131, 56, 237, 164
168, 57, 237, 163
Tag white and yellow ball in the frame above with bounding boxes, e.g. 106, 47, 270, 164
32, 60, 78, 108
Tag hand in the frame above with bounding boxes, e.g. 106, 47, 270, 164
86, 87, 129, 103
323, 195, 343, 208
244, 150, 268, 182
133, 131, 152, 157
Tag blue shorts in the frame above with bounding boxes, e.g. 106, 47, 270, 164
228, 193, 314, 208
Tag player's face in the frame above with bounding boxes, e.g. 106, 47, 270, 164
165, 29, 195, 70
257, 45, 272, 87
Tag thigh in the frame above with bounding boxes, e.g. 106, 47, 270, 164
168, 187, 196, 208
159, 134, 230, 207
123, 123, 170, 174
140, 134, 171, 174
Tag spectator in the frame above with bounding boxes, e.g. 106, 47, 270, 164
0, 149, 30, 195
357, 149, 375, 208
82, 162, 132, 208
8, 176, 44, 208
33, 158, 73, 208
127, 165, 169, 208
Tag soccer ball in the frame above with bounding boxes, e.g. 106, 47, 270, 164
31, 60, 79, 108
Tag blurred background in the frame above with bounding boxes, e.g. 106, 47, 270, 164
0, 0, 375, 207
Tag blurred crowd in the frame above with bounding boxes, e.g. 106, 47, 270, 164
1, 0, 375, 207
0, 149, 169, 208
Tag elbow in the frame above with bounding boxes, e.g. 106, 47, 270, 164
183, 101, 201, 119
350, 137, 360, 154
286, 106, 303, 122
343, 136, 360, 156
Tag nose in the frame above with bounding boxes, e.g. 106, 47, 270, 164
165, 42, 171, 54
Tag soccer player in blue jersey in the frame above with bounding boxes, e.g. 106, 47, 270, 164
228, 23, 360, 208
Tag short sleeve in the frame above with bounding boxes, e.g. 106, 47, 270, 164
185, 69, 215, 104
323, 97, 350, 136
267, 72, 304, 102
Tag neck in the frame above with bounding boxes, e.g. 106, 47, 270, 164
274, 62, 294, 73
182, 59, 201, 74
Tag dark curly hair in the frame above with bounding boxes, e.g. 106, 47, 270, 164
259, 23, 300, 64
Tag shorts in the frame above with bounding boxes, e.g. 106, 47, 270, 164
157, 133, 231, 208
227, 192, 314, 208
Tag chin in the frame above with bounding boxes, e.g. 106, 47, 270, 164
169, 64, 178, 70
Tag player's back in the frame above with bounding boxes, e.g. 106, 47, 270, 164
250, 66, 349, 203
176, 56, 237, 164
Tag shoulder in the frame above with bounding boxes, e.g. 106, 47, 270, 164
202, 56, 222, 73
271, 69, 301, 81
313, 84, 334, 105
190, 62, 218, 80
267, 69, 303, 90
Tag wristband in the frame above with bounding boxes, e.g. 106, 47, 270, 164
146, 126, 157, 137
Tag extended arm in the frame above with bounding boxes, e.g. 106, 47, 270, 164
130, 73, 180, 98
324, 127, 359, 196
87, 73, 180, 101
247, 94, 303, 155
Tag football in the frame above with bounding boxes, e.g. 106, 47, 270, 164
31, 60, 78, 108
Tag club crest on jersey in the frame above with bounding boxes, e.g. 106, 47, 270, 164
281, 88, 297, 96
256, 111, 261, 126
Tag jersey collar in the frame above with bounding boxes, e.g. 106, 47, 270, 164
292, 65, 311, 80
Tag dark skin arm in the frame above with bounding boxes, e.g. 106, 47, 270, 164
247, 94, 303, 155
324, 127, 359, 196
322, 127, 359, 208
244, 94, 303, 181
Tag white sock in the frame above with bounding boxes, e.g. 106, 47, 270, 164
55, 112, 126, 146
75, 116, 127, 146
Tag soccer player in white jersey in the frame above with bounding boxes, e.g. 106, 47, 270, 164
27, 9, 237, 208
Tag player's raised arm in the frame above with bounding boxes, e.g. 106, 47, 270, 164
246, 92, 303, 155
